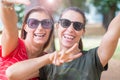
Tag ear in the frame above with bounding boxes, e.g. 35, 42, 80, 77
82, 29, 86, 36
24, 24, 28, 32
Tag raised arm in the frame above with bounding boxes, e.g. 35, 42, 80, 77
98, 13, 120, 67
0, 0, 30, 57
0, 1, 18, 57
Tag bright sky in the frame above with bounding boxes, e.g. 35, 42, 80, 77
47, 0, 54, 4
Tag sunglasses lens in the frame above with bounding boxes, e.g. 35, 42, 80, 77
59, 19, 71, 28
73, 22, 83, 31
59, 19, 84, 31
27, 19, 53, 29
27, 19, 39, 29
41, 19, 53, 29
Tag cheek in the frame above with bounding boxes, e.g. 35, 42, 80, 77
29, 29, 35, 33
26, 30, 35, 38
58, 27, 65, 35
76, 31, 84, 41
25, 26, 35, 33
76, 29, 84, 36
77, 32, 83, 36
26, 29, 35, 36
26, 28, 37, 38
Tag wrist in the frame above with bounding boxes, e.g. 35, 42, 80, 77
48, 53, 55, 64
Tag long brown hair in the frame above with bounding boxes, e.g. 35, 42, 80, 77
21, 6, 54, 51
59, 7, 86, 50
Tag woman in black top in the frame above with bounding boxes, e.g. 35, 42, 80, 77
6, 6, 120, 80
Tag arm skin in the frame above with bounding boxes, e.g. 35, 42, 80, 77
6, 53, 51, 80
0, 0, 30, 57
6, 43, 82, 80
0, 2, 18, 57
98, 13, 120, 67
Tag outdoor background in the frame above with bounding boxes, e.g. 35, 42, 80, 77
0, 0, 120, 80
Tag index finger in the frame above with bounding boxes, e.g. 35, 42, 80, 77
65, 43, 80, 54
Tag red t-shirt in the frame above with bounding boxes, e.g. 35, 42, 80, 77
0, 38, 28, 80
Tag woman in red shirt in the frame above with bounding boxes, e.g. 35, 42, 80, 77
0, 0, 54, 80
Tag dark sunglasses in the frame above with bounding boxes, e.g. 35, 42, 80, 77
59, 19, 84, 31
27, 18, 53, 29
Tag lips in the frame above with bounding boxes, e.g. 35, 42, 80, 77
34, 33, 46, 39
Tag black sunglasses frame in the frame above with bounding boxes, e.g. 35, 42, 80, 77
59, 19, 84, 31
27, 18, 53, 29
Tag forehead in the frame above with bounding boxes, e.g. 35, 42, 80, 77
61, 10, 84, 23
28, 11, 50, 20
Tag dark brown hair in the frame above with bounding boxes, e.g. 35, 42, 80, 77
21, 6, 54, 51
59, 7, 86, 50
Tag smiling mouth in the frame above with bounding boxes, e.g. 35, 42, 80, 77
63, 34, 75, 40
34, 33, 46, 38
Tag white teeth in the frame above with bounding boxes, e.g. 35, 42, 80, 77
64, 35, 74, 40
34, 33, 45, 37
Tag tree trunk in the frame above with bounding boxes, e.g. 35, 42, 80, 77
102, 11, 115, 30
102, 3, 117, 30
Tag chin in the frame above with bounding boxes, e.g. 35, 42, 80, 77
34, 40, 46, 44
62, 44, 73, 49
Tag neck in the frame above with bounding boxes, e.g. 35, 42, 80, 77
60, 45, 80, 53
24, 40, 44, 58
60, 45, 70, 52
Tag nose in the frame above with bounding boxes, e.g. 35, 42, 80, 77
37, 23, 44, 30
67, 23, 74, 32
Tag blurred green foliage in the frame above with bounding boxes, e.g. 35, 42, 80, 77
91, 0, 120, 29
15, 5, 25, 28
91, 0, 120, 13
63, 0, 89, 12
15, 0, 120, 30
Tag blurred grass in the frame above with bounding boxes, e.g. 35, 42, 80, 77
112, 45, 120, 60
83, 36, 120, 60
55, 36, 120, 60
